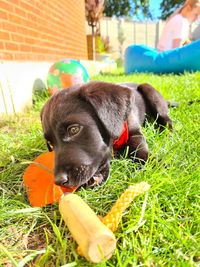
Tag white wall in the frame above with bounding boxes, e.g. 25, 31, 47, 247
0, 61, 52, 114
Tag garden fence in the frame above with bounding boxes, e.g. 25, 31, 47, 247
86, 17, 199, 59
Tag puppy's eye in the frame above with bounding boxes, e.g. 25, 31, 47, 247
67, 124, 81, 137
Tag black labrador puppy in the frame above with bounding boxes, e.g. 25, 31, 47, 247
41, 81, 172, 188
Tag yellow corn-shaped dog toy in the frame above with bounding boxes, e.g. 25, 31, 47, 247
102, 182, 150, 232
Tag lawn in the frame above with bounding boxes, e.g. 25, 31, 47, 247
0, 70, 200, 267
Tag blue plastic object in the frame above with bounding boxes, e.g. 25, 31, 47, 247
124, 39, 200, 74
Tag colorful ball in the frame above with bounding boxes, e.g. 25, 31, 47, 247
47, 59, 90, 95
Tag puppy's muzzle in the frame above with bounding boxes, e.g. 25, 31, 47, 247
55, 173, 69, 187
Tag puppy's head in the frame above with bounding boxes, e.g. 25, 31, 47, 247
41, 81, 132, 188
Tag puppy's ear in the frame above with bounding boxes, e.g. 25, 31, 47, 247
40, 104, 45, 123
40, 102, 53, 151
80, 81, 132, 138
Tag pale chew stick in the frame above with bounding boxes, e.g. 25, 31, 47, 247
59, 181, 150, 263
59, 193, 116, 263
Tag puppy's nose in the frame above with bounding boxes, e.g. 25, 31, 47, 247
55, 173, 68, 187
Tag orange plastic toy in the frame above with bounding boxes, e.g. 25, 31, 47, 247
23, 152, 76, 207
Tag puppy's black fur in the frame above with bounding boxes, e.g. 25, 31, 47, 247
41, 81, 172, 188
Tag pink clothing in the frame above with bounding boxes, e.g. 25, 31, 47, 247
157, 14, 190, 52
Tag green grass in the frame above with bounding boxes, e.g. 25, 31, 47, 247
0, 70, 200, 266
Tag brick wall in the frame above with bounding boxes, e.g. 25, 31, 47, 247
0, 0, 88, 61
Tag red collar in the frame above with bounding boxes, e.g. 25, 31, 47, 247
113, 122, 129, 150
